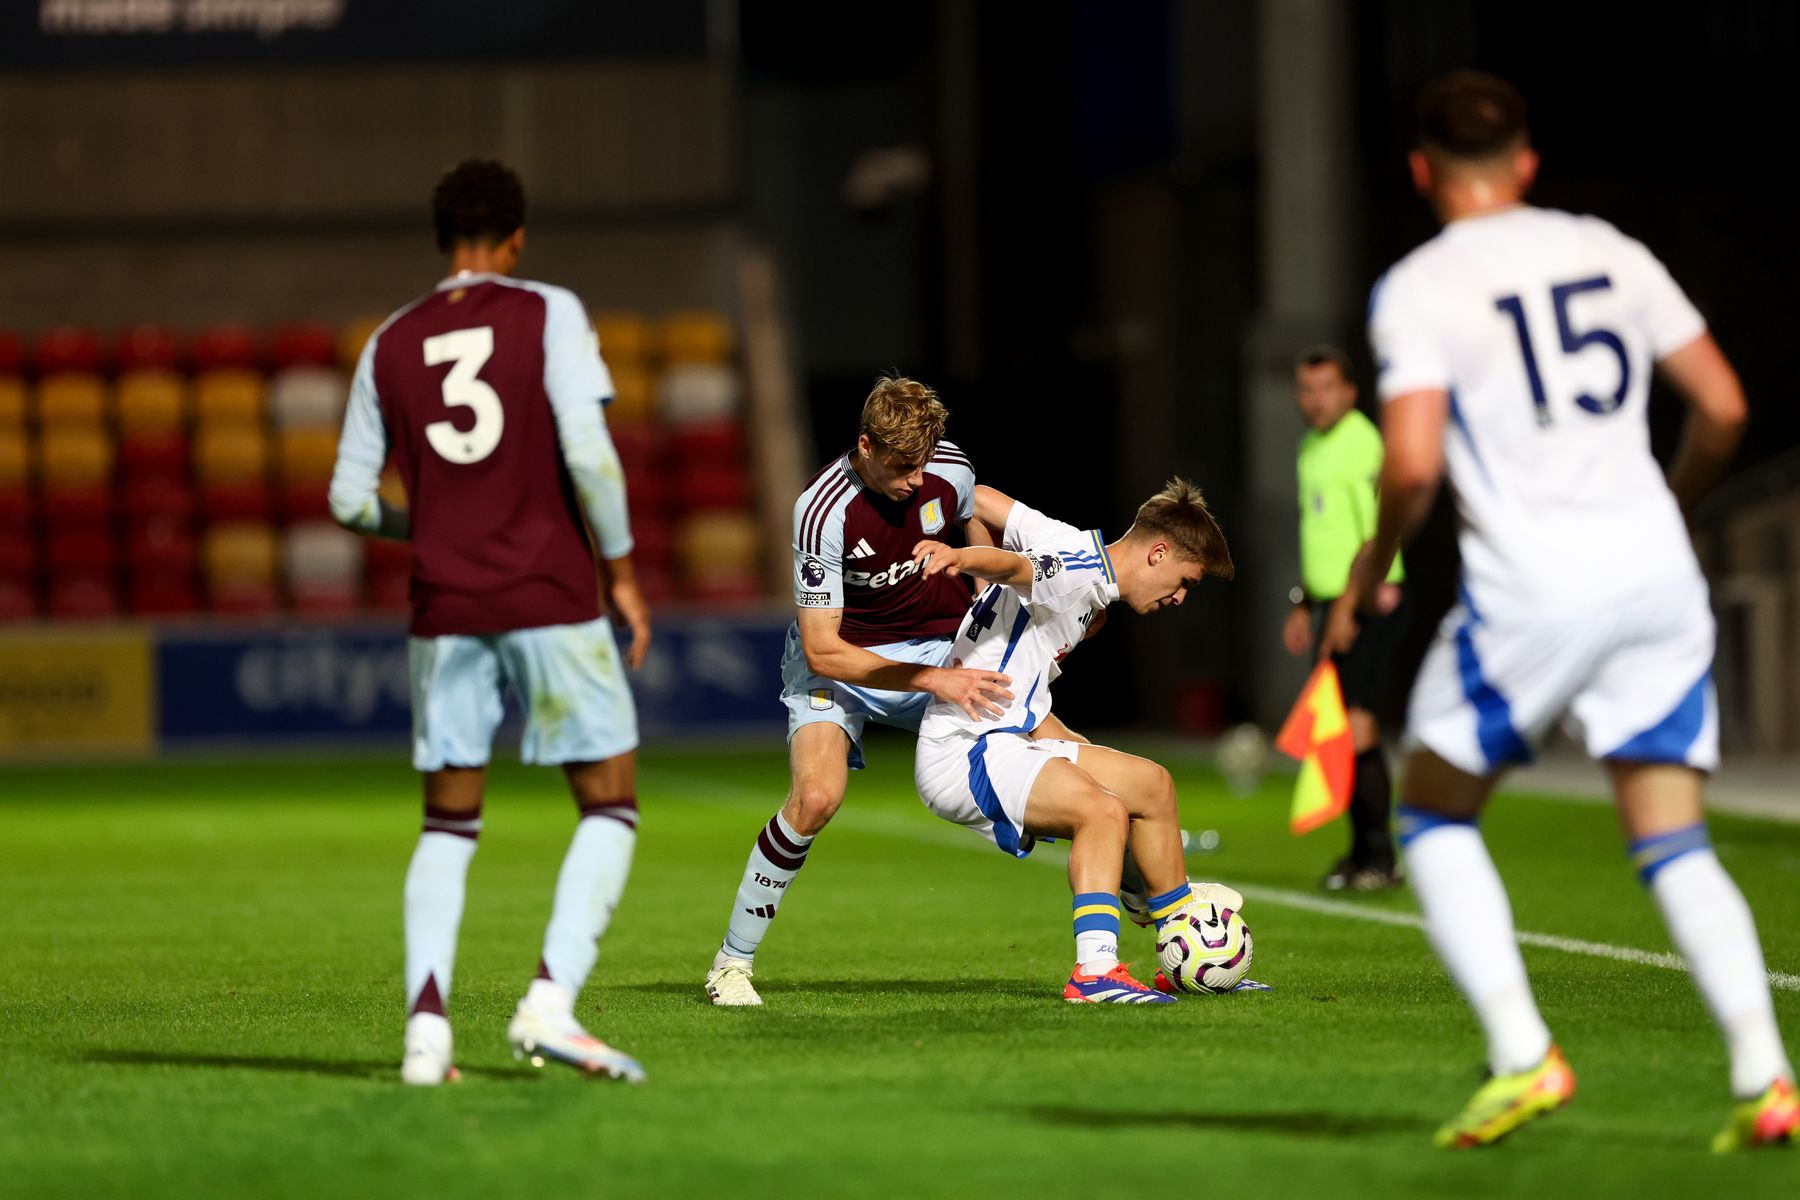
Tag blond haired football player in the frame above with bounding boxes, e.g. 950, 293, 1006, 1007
1323, 71, 1794, 1150
912, 479, 1240, 1002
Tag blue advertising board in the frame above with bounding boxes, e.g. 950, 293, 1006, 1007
155, 611, 792, 749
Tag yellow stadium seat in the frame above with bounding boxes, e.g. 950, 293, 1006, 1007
194, 369, 266, 427
203, 521, 277, 585
278, 427, 338, 481
660, 310, 733, 364
0, 429, 27, 484
194, 425, 268, 482
675, 511, 759, 577
591, 311, 651, 367
37, 427, 113, 485
0, 376, 25, 428
338, 315, 385, 373
115, 369, 188, 432
34, 373, 107, 428
608, 365, 656, 425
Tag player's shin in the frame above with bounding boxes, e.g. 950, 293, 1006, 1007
1399, 804, 1552, 1074
716, 811, 814, 965
1635, 825, 1794, 1098
535, 798, 638, 1001
404, 803, 483, 1017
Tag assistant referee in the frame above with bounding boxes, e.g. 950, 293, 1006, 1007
1283, 346, 1408, 890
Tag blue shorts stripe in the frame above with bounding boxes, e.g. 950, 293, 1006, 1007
1606, 669, 1710, 765
1396, 804, 1476, 849
1454, 619, 1531, 770
966, 739, 1026, 858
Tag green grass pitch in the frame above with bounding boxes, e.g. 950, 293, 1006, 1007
2, 735, 1796, 1197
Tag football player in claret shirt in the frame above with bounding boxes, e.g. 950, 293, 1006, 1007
704, 377, 1016, 1006
910, 480, 1239, 1002
329, 159, 649, 1085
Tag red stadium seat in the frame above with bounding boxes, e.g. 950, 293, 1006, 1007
199, 481, 271, 523
113, 324, 181, 373
634, 563, 679, 605
628, 515, 675, 571
118, 431, 189, 481
46, 530, 115, 574
0, 485, 29, 534
191, 324, 259, 371
123, 475, 196, 523
675, 465, 749, 513
129, 574, 200, 616
48, 574, 120, 620
34, 326, 103, 375
0, 576, 34, 621
41, 485, 111, 532
125, 518, 197, 576
0, 330, 21, 375
0, 531, 32, 579
670, 419, 745, 470
269, 322, 338, 371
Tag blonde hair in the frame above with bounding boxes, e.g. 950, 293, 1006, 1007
860, 376, 947, 463
1127, 477, 1235, 580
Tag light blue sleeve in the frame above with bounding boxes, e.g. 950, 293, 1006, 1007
328, 331, 407, 537
540, 285, 633, 560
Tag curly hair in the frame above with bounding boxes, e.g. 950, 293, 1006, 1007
859, 376, 948, 463
432, 159, 527, 253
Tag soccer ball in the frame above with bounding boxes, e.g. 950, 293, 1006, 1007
1155, 902, 1253, 994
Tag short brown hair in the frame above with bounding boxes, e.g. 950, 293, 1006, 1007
860, 376, 947, 463
1296, 344, 1354, 382
1128, 477, 1234, 581
1416, 70, 1529, 162
433, 159, 526, 253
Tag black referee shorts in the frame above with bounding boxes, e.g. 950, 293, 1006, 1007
1309, 588, 1410, 713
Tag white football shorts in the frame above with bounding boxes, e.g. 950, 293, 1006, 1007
914, 731, 1083, 858
1406, 573, 1717, 776
779, 624, 955, 769
409, 616, 638, 771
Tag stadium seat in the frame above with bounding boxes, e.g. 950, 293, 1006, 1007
202, 521, 279, 613
34, 373, 108, 429
608, 365, 656, 425
195, 426, 270, 521
115, 369, 189, 433
113, 324, 181, 373
122, 475, 196, 523
0, 576, 34, 621
675, 510, 760, 602
191, 324, 259, 371
128, 574, 200, 616
48, 574, 120, 620
657, 363, 740, 424
34, 326, 103, 375
195, 369, 266, 427
628, 513, 675, 572
659, 310, 733, 364
270, 322, 338, 371
0, 376, 24, 428
0, 531, 32, 580
117, 431, 189, 482
590, 311, 652, 368
269, 367, 345, 429
46, 530, 114, 574
125, 517, 197, 577
0, 331, 20, 375
277, 427, 337, 521
284, 521, 363, 614
0, 429, 26, 486
38, 426, 113, 532
670, 419, 746, 471
338, 315, 385, 373
0, 484, 28, 535
675, 464, 750, 513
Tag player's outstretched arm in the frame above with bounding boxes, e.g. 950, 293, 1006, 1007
795, 607, 1012, 720
969, 484, 1016, 547
1659, 332, 1748, 517
1320, 388, 1446, 660
911, 541, 1033, 588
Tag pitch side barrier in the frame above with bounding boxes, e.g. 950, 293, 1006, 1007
0, 609, 790, 759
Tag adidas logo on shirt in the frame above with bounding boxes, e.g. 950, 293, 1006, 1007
847, 538, 877, 560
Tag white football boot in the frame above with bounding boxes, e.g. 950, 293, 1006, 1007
507, 979, 645, 1083
400, 1012, 460, 1086
704, 956, 763, 1007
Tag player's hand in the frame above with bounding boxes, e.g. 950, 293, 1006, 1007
1318, 593, 1360, 661
925, 665, 1013, 720
1373, 582, 1403, 616
1282, 604, 1312, 657
912, 539, 960, 577
607, 578, 652, 669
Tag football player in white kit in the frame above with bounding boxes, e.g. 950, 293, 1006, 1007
912, 479, 1238, 1003
1322, 71, 1794, 1150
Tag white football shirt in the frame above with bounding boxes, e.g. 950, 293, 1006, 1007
1369, 206, 1707, 618
917, 502, 1117, 741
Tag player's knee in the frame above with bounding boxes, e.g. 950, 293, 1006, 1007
787, 781, 844, 835
1079, 788, 1130, 843
1147, 764, 1178, 819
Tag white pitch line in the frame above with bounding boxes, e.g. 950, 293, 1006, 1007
646, 768, 1800, 994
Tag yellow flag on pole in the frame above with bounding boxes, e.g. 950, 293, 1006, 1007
1274, 662, 1356, 836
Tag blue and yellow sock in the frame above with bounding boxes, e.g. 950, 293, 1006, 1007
1146, 881, 1193, 931
1072, 892, 1121, 969
1628, 822, 1711, 885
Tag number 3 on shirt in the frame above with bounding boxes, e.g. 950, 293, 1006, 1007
423, 326, 504, 463
1495, 276, 1630, 427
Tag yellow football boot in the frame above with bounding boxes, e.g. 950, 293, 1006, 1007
1434, 1045, 1576, 1148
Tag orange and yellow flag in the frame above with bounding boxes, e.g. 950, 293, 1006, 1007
1273, 662, 1355, 836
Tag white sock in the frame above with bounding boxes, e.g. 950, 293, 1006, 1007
718, 812, 813, 964
404, 824, 480, 1016
1400, 809, 1551, 1074
538, 804, 638, 996
1643, 841, 1794, 1098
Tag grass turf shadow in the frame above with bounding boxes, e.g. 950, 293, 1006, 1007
618, 977, 1046, 1001
1025, 1104, 1437, 1139
84, 1049, 536, 1084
